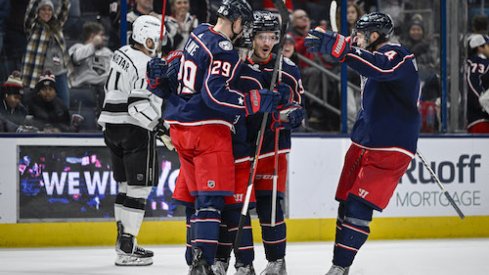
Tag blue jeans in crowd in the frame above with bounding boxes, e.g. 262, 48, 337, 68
55, 73, 70, 107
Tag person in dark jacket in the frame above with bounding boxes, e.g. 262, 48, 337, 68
0, 71, 28, 132
28, 71, 71, 132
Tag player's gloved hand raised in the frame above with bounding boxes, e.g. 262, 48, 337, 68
153, 119, 175, 151
480, 89, 489, 114
146, 57, 169, 98
270, 103, 305, 130
305, 27, 350, 61
244, 89, 280, 116
165, 50, 183, 96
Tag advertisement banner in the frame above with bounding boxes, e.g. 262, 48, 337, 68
288, 137, 489, 219
18, 146, 183, 221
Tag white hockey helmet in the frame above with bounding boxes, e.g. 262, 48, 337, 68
132, 15, 162, 56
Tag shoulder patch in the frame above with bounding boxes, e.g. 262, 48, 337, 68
219, 40, 233, 51
283, 57, 296, 66
247, 63, 261, 72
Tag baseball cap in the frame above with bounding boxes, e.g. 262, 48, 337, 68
469, 34, 489, 49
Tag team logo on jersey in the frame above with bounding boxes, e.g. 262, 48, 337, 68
219, 41, 233, 51
137, 174, 144, 181
207, 180, 216, 188
284, 57, 295, 66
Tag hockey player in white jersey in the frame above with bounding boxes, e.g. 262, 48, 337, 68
97, 15, 165, 266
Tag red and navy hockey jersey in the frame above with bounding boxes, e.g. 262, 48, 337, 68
345, 43, 421, 156
466, 53, 489, 128
246, 54, 305, 158
164, 24, 246, 129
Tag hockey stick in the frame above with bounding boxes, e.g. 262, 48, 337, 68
330, 0, 338, 32
234, 0, 291, 249
416, 151, 465, 219
270, 124, 280, 227
157, 0, 168, 57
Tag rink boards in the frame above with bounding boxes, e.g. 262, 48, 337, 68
0, 135, 488, 247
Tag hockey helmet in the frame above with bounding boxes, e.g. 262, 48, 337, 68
354, 12, 394, 38
132, 15, 162, 57
251, 10, 280, 38
217, 0, 253, 27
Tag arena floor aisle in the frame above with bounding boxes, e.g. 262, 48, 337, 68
1, 239, 487, 274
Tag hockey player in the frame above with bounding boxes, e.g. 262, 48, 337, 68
163, 0, 281, 274
466, 34, 489, 133
236, 10, 304, 275
97, 15, 166, 266
305, 12, 421, 274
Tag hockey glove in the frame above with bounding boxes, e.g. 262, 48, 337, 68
154, 119, 175, 151
276, 83, 294, 106
165, 50, 183, 96
146, 57, 169, 99
244, 89, 280, 116
270, 103, 305, 130
305, 28, 350, 61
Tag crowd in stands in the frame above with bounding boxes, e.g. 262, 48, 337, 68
0, 0, 483, 134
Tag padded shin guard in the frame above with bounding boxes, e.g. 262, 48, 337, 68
333, 196, 373, 268
120, 185, 151, 237
114, 182, 128, 221
219, 208, 255, 266
185, 207, 195, 266
192, 196, 225, 265
335, 202, 346, 244
256, 197, 286, 262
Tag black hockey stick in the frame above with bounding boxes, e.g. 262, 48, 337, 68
233, 0, 291, 250
416, 151, 465, 219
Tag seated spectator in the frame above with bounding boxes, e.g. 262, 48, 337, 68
68, 21, 113, 88
22, 0, 71, 107
28, 71, 74, 132
0, 71, 27, 132
290, 9, 312, 68
465, 34, 489, 134
282, 33, 297, 64
165, 0, 198, 50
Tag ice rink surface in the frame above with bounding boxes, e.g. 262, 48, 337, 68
1, 239, 488, 275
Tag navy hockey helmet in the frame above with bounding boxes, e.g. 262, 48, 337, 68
217, 0, 253, 27
355, 12, 394, 38
251, 10, 280, 37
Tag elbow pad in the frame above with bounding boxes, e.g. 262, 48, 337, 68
128, 89, 163, 130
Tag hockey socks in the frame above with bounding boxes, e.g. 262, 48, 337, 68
185, 206, 195, 266
256, 196, 286, 262
192, 195, 225, 265
216, 208, 255, 266
333, 196, 373, 268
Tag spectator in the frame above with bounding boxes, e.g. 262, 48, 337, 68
346, 3, 363, 35
22, 0, 71, 107
165, 0, 198, 50
282, 33, 297, 63
28, 71, 72, 132
0, 71, 28, 132
401, 17, 437, 82
68, 21, 113, 88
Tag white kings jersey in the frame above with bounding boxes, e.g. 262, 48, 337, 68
97, 45, 162, 131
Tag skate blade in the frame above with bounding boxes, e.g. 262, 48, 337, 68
115, 254, 153, 266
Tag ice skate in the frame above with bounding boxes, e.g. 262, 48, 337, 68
260, 258, 286, 275
189, 247, 214, 275
325, 265, 349, 275
115, 233, 153, 266
212, 258, 229, 275
234, 262, 256, 275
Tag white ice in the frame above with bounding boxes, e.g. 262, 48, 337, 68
0, 239, 487, 274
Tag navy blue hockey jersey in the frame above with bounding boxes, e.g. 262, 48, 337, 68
466, 54, 489, 128
164, 24, 246, 129
345, 43, 421, 155
246, 54, 304, 158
